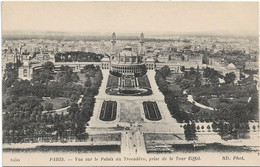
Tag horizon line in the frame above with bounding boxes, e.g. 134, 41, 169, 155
2, 29, 258, 37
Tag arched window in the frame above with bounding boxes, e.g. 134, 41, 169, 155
23, 69, 28, 77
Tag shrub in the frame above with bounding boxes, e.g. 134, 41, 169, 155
45, 102, 53, 111
191, 105, 200, 113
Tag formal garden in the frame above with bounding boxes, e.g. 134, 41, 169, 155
142, 101, 162, 121
106, 74, 152, 96
99, 100, 117, 121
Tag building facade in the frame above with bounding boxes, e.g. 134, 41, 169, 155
109, 32, 149, 75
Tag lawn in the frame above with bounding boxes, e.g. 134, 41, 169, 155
137, 75, 151, 88
124, 78, 133, 87
41, 97, 71, 110
207, 97, 249, 109
119, 101, 143, 123
179, 101, 193, 113
168, 83, 182, 92
166, 73, 183, 92
90, 133, 121, 142
207, 98, 218, 108
107, 75, 119, 87
166, 73, 183, 82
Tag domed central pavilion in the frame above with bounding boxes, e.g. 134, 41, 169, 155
110, 32, 147, 76
106, 32, 153, 96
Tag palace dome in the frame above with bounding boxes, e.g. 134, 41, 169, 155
119, 50, 138, 57
109, 33, 149, 76
119, 46, 138, 57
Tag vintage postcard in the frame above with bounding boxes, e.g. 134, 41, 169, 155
1, 1, 259, 166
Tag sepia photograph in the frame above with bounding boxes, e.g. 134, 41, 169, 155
1, 1, 259, 166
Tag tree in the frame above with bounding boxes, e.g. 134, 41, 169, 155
3, 63, 19, 88
184, 122, 197, 141
159, 66, 171, 79
84, 76, 92, 87
190, 67, 195, 75
71, 73, 80, 82
190, 121, 197, 139
60, 65, 70, 72
230, 102, 249, 123
67, 103, 80, 114
179, 79, 193, 89
247, 92, 259, 119
155, 72, 169, 94
212, 121, 218, 131
61, 101, 69, 108
41, 113, 48, 123
43, 61, 54, 71
219, 121, 230, 137
45, 102, 53, 111
58, 68, 79, 83
200, 97, 209, 106
33, 105, 44, 112
191, 105, 200, 113
184, 71, 189, 79
32, 69, 54, 84
194, 74, 202, 87
203, 67, 211, 78
164, 90, 188, 122
196, 66, 200, 73
203, 67, 221, 85
10, 79, 32, 96
181, 66, 185, 72
175, 75, 183, 84
60, 65, 65, 71
224, 72, 236, 84
71, 94, 80, 102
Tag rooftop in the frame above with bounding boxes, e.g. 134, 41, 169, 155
227, 63, 236, 70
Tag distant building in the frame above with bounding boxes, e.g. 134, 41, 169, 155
2, 47, 20, 75
245, 62, 259, 71
18, 59, 33, 80
18, 52, 55, 80
222, 63, 241, 83
30, 52, 55, 65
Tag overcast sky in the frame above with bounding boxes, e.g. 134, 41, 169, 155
2, 2, 259, 35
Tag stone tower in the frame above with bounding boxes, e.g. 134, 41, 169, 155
140, 32, 145, 56
111, 32, 117, 61
139, 32, 145, 63
18, 58, 32, 80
